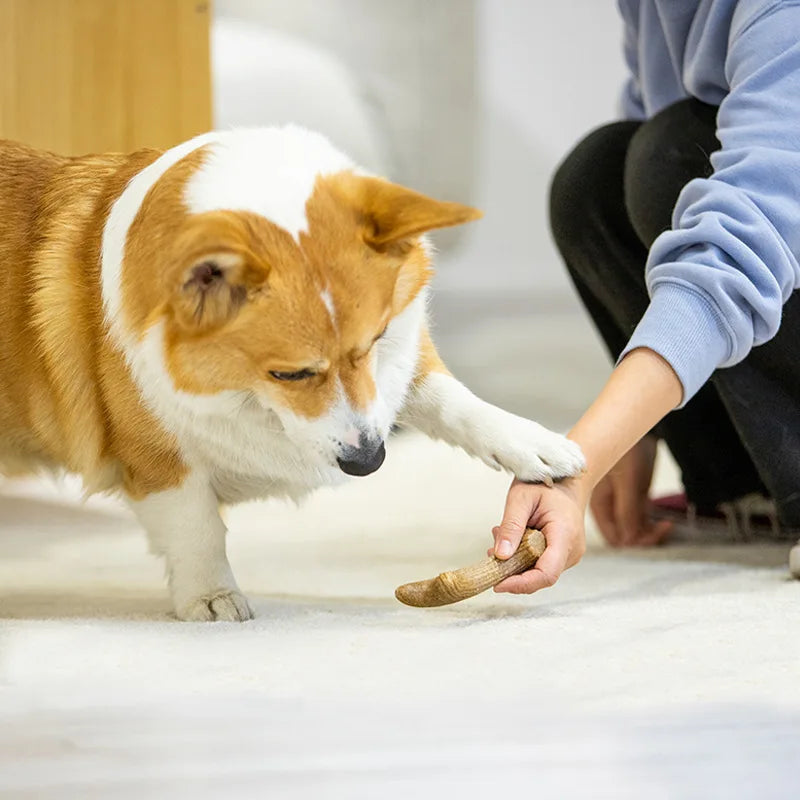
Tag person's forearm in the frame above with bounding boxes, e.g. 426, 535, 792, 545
567, 347, 683, 497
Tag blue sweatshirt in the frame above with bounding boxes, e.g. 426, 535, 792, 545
616, 0, 800, 403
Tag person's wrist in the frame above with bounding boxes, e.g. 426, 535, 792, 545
558, 473, 592, 510
566, 427, 626, 500
562, 435, 601, 501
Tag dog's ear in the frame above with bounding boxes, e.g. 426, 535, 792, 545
355, 176, 482, 251
169, 213, 268, 331
172, 250, 267, 331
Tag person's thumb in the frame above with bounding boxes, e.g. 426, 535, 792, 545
494, 489, 533, 559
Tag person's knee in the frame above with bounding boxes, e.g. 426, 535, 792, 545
549, 121, 639, 253
624, 98, 719, 247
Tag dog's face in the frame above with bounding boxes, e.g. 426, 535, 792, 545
118, 130, 479, 476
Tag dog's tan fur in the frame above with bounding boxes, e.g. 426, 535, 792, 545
0, 138, 475, 499
0, 140, 191, 497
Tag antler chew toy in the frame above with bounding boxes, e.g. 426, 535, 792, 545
395, 528, 546, 607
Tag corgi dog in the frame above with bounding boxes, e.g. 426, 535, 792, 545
0, 127, 585, 621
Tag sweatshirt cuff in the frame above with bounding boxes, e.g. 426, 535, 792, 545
618, 282, 733, 407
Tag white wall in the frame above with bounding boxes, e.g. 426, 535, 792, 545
213, 0, 627, 301
435, 0, 628, 299
215, 0, 476, 205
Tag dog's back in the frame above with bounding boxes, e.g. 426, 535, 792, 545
0, 140, 162, 486
0, 141, 68, 473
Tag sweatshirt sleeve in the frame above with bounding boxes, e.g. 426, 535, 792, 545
620, 3, 800, 405
619, 0, 646, 120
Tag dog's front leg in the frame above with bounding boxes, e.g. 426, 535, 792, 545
398, 330, 585, 484
128, 470, 253, 622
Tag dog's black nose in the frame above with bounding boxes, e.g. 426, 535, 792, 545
337, 439, 386, 477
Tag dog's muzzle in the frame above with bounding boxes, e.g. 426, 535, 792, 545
337, 434, 386, 477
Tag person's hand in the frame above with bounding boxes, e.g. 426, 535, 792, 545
489, 476, 589, 594
589, 435, 672, 547
487, 349, 683, 592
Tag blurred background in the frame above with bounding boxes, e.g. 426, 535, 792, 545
214, 0, 626, 429
0, 0, 626, 430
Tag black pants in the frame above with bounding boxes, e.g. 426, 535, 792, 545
550, 98, 800, 527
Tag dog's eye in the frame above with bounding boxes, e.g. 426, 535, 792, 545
269, 369, 316, 382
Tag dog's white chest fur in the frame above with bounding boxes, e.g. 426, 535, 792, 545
127, 296, 425, 503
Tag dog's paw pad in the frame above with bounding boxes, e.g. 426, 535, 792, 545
490, 427, 586, 484
537, 436, 586, 479
179, 590, 254, 622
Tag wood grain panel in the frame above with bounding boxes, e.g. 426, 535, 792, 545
0, 0, 211, 155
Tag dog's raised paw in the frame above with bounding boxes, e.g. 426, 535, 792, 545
484, 418, 586, 484
178, 590, 254, 622
525, 432, 586, 482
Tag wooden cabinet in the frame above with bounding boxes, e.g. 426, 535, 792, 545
0, 0, 211, 155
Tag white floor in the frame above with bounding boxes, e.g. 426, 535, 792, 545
1, 430, 799, 798
1, 297, 799, 798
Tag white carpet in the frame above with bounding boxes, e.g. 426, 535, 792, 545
1, 433, 798, 799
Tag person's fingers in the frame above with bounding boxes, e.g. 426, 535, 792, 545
486, 526, 502, 557
494, 487, 537, 560
493, 570, 553, 594
590, 485, 621, 547
631, 519, 673, 547
494, 528, 570, 594
614, 476, 647, 546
